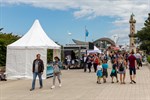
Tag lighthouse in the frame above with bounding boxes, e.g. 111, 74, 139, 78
129, 13, 136, 53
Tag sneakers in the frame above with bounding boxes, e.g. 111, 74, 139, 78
51, 85, 55, 89
59, 84, 62, 87
51, 84, 62, 89
111, 81, 114, 84
30, 88, 34, 91
30, 87, 42, 91
103, 80, 106, 83
39, 86, 43, 89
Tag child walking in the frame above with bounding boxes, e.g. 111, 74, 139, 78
110, 59, 119, 83
96, 62, 103, 84
102, 59, 108, 83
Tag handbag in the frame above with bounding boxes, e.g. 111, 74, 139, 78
53, 65, 60, 74
111, 69, 116, 73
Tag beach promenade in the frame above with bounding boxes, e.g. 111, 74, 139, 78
1, 64, 150, 100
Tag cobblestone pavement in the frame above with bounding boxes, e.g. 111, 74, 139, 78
0, 65, 150, 100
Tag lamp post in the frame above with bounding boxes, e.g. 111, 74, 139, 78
100, 41, 103, 51
113, 35, 117, 48
148, 0, 150, 12
68, 32, 72, 44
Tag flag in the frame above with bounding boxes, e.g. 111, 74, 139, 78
85, 29, 89, 37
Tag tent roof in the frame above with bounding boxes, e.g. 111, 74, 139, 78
87, 46, 102, 54
8, 20, 60, 49
94, 46, 99, 50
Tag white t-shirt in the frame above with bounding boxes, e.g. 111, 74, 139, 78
136, 53, 141, 59
97, 65, 102, 71
67, 55, 71, 62
84, 57, 87, 62
35, 60, 39, 72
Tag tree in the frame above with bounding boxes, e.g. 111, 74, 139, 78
136, 13, 150, 54
0, 29, 20, 66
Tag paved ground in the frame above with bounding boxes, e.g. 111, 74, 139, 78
0, 64, 150, 100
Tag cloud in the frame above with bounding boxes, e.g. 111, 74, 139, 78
1, 1, 149, 15
1, 0, 150, 45
1, 0, 149, 23
1, 0, 149, 24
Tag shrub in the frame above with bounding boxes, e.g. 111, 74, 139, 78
147, 55, 150, 63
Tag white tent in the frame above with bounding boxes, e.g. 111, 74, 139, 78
87, 46, 102, 54
94, 46, 100, 51
6, 19, 61, 79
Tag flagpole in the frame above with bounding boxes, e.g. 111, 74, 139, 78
85, 25, 86, 42
85, 26, 87, 54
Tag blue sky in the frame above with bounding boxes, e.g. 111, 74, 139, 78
0, 0, 149, 45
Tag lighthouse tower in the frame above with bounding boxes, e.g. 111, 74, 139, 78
129, 13, 136, 53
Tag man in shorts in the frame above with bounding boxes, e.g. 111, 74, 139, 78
128, 50, 137, 84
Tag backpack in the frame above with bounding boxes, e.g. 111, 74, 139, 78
104, 55, 108, 60
53, 65, 60, 74
119, 62, 124, 71
94, 57, 99, 64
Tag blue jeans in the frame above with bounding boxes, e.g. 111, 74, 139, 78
31, 72, 43, 89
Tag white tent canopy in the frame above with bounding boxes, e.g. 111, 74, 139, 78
8, 20, 60, 49
94, 46, 100, 51
87, 46, 102, 54
6, 19, 61, 79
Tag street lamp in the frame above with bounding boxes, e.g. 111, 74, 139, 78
68, 32, 72, 44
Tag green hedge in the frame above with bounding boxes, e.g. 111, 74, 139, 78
147, 55, 150, 63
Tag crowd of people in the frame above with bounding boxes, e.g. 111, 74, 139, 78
80, 50, 143, 84
30, 50, 143, 91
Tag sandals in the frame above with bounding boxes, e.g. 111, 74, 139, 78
130, 80, 136, 84
132, 80, 136, 84
97, 81, 101, 84
130, 81, 133, 84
